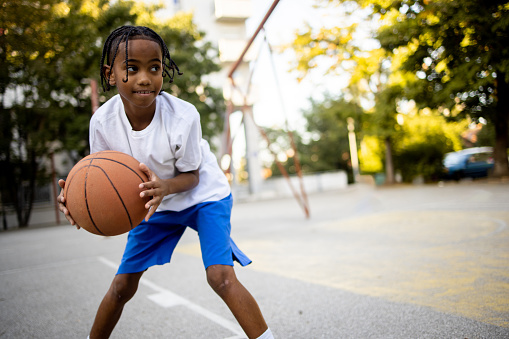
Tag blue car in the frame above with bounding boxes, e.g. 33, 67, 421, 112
443, 147, 494, 180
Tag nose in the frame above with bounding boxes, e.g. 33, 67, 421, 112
137, 71, 151, 85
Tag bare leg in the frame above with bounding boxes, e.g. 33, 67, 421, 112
207, 265, 268, 339
89, 271, 144, 339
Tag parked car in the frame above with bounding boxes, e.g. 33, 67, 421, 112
443, 147, 494, 180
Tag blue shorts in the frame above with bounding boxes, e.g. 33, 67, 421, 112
117, 194, 251, 274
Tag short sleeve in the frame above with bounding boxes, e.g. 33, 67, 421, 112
89, 116, 110, 153
174, 109, 202, 172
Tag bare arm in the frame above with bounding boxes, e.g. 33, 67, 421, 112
138, 163, 199, 221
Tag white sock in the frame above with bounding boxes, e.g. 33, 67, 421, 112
256, 328, 274, 339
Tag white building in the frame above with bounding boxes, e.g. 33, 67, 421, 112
158, 0, 255, 104
159, 0, 262, 193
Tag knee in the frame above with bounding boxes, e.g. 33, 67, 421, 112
206, 265, 237, 296
108, 274, 140, 304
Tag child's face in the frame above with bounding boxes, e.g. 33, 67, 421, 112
104, 38, 164, 114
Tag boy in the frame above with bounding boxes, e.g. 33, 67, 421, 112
58, 25, 273, 339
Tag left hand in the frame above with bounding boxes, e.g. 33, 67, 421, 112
138, 163, 170, 221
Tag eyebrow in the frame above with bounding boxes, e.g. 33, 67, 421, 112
126, 58, 162, 63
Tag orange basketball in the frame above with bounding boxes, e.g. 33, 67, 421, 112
64, 151, 150, 236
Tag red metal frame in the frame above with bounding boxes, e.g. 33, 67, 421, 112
223, 0, 310, 218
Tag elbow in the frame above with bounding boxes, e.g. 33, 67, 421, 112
191, 169, 200, 188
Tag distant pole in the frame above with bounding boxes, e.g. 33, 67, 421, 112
243, 105, 262, 194
50, 153, 60, 225
347, 117, 360, 182
1, 191, 7, 230
90, 79, 100, 114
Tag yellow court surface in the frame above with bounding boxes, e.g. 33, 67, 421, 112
230, 209, 509, 328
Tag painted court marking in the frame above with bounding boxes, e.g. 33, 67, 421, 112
97, 256, 245, 339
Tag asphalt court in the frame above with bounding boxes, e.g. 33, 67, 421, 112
1, 180, 508, 338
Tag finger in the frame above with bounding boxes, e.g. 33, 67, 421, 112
60, 205, 75, 226
65, 214, 76, 226
140, 188, 160, 198
139, 163, 152, 181
139, 181, 157, 190
58, 179, 66, 189
145, 199, 157, 210
144, 202, 161, 221
144, 195, 162, 218
144, 207, 155, 222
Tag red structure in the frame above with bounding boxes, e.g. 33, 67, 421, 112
223, 0, 310, 218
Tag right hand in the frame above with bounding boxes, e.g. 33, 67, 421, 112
57, 179, 80, 229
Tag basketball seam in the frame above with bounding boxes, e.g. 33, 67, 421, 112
89, 155, 148, 182
84, 161, 107, 236
64, 164, 102, 235
87, 163, 135, 231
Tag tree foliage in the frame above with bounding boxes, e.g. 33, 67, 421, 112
363, 0, 509, 176
291, 0, 509, 180
0, 0, 225, 226
393, 113, 467, 182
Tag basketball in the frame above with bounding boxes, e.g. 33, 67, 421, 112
64, 151, 150, 236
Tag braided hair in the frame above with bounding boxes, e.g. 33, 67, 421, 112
100, 25, 182, 92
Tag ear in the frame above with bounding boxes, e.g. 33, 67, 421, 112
102, 65, 116, 86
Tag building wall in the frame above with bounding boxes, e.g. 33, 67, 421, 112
161, 0, 253, 104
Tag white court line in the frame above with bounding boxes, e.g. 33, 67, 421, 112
97, 256, 246, 339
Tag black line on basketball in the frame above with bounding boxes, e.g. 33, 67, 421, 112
80, 154, 147, 184
85, 160, 105, 235
87, 164, 135, 230
92, 157, 148, 183
65, 165, 94, 231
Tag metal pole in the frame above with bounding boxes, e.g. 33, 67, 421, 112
227, 0, 281, 79
50, 153, 60, 225
347, 117, 360, 182
90, 79, 100, 114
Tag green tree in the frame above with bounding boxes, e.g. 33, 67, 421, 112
371, 0, 509, 177
293, 0, 509, 180
0, 0, 224, 227
1, 0, 98, 226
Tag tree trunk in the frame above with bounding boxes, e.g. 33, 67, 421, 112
493, 74, 509, 177
384, 136, 395, 184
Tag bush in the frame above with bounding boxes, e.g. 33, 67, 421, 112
394, 143, 447, 182
392, 114, 461, 183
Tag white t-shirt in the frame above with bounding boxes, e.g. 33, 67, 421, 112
89, 92, 231, 212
